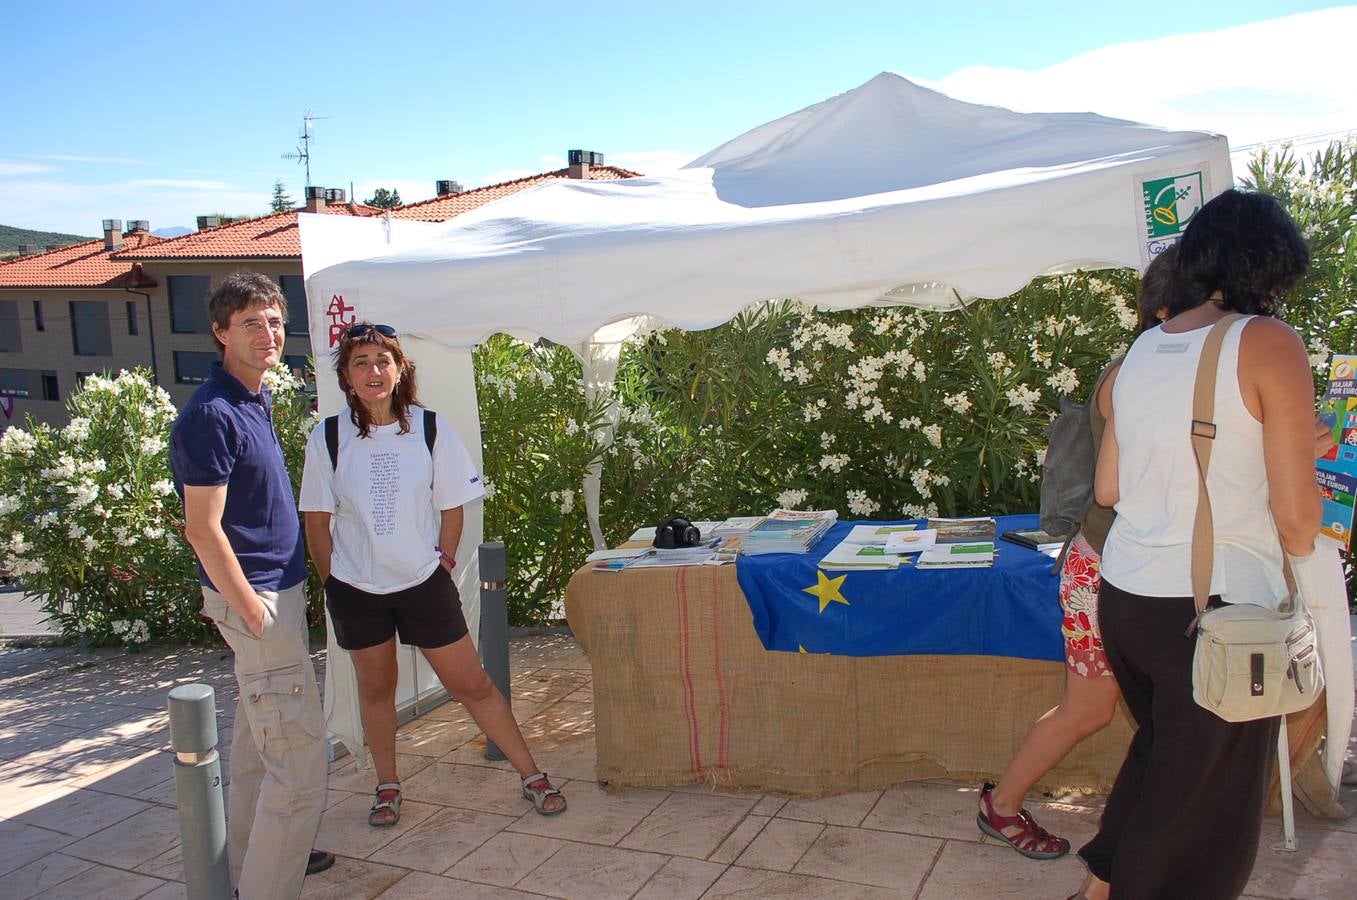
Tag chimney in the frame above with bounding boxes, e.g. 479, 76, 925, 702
435, 179, 463, 196
45, 244, 59, 251
305, 186, 328, 212
102, 219, 123, 251
568, 149, 604, 179
127, 220, 150, 234
18, 243, 36, 256
196, 215, 220, 231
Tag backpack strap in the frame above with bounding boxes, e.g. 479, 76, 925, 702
423, 408, 437, 455
324, 415, 339, 471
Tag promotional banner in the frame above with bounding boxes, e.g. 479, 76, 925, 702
1317, 355, 1357, 548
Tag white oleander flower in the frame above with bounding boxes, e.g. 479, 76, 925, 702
942, 392, 972, 415
64, 417, 92, 442
1005, 384, 1042, 415
802, 402, 823, 423
910, 468, 933, 499
558, 488, 575, 515
819, 431, 836, 449
777, 488, 809, 509
1046, 367, 1079, 394
846, 489, 880, 518
922, 424, 943, 449
819, 453, 850, 474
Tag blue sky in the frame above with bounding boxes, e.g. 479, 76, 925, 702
2, 1, 1352, 234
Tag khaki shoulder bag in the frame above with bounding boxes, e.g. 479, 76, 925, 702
1187, 314, 1323, 723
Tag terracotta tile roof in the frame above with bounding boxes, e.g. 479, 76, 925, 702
388, 165, 642, 220
114, 203, 386, 261
0, 232, 161, 288
117, 166, 642, 261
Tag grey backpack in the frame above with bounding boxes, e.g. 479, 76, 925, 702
1038, 361, 1120, 569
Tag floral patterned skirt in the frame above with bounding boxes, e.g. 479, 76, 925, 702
1059, 534, 1111, 679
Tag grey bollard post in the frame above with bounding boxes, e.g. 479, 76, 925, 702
480, 541, 510, 761
168, 684, 231, 900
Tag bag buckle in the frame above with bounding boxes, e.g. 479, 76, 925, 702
1191, 419, 1217, 440
1250, 653, 1265, 696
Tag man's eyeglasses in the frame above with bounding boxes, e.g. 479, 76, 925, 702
345, 322, 397, 339
236, 317, 287, 335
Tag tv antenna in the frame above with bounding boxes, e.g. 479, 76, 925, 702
281, 110, 331, 188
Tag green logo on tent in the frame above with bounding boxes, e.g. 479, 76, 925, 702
1142, 172, 1204, 238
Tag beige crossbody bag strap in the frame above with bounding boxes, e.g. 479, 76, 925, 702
1187, 314, 1243, 633
1186, 312, 1297, 635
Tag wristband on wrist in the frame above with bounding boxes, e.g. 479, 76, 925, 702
434, 546, 457, 568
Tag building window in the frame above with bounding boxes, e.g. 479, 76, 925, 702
174, 350, 218, 385
41, 370, 59, 402
168, 275, 212, 334
283, 354, 313, 382
280, 275, 308, 335
33, 300, 45, 332
0, 368, 30, 398
0, 301, 19, 351
69, 300, 112, 356
126, 299, 139, 335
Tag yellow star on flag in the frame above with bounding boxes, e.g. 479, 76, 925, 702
803, 570, 849, 613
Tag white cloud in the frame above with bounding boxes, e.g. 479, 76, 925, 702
0, 178, 268, 235
921, 8, 1356, 160
34, 154, 142, 165
0, 159, 56, 177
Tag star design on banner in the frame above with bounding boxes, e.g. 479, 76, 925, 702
803, 569, 849, 613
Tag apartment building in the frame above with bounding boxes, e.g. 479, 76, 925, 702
0, 156, 637, 426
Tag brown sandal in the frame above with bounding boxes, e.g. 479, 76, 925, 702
977, 782, 1069, 860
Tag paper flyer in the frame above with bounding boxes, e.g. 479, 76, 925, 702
1317, 354, 1357, 548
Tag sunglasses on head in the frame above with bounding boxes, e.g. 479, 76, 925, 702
345, 322, 397, 340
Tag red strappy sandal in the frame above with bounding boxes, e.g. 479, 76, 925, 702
977, 782, 1070, 860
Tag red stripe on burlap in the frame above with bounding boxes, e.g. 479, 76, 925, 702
709, 568, 730, 771
676, 567, 703, 777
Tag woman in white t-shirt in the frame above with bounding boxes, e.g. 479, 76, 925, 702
300, 322, 565, 827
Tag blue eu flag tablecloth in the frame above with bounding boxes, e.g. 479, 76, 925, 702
735, 514, 1064, 661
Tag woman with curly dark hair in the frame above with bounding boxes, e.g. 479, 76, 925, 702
1069, 189, 1320, 899
300, 322, 566, 827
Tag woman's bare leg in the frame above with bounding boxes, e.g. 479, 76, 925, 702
420, 636, 559, 799
349, 637, 401, 786
990, 672, 1120, 819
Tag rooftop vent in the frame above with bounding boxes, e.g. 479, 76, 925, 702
45, 244, 59, 251
102, 218, 123, 251
435, 179, 463, 196
324, 188, 346, 203
196, 215, 221, 231
18, 243, 36, 256
127, 220, 150, 233
568, 149, 603, 179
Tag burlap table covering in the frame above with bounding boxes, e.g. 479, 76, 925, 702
566, 562, 1137, 796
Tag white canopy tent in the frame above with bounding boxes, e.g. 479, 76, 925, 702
303, 72, 1243, 770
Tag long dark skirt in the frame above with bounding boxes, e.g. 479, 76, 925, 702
1078, 580, 1279, 900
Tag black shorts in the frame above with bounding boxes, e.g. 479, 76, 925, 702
325, 566, 468, 651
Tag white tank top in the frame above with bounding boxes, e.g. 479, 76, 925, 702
1101, 316, 1288, 608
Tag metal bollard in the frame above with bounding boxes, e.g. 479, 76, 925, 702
168, 684, 231, 899
479, 541, 510, 761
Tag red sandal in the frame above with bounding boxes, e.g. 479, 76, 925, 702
977, 782, 1070, 860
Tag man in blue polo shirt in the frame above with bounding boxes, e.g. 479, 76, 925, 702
170, 272, 330, 899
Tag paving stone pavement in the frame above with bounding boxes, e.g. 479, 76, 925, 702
0, 632, 1352, 899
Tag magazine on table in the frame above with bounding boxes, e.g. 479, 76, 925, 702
743, 508, 838, 555
820, 540, 900, 570
927, 516, 997, 542
999, 528, 1065, 551
915, 541, 995, 568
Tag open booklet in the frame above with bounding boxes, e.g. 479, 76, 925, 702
820, 524, 923, 570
